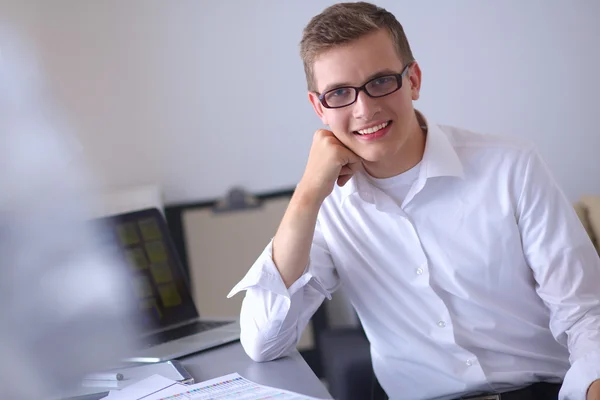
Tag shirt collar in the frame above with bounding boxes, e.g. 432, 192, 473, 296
418, 111, 464, 180
338, 110, 464, 207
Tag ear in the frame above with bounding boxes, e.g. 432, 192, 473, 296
308, 92, 329, 125
408, 62, 422, 101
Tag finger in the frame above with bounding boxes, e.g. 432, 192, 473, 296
316, 128, 334, 137
342, 153, 361, 167
340, 148, 363, 171
339, 166, 353, 176
346, 160, 364, 174
337, 173, 354, 187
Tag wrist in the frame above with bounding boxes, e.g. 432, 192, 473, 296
294, 181, 326, 208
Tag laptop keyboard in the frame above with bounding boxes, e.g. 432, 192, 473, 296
146, 320, 230, 346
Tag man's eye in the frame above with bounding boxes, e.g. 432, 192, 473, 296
373, 76, 394, 86
330, 88, 351, 97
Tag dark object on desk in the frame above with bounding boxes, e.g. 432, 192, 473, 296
212, 187, 261, 213
95, 208, 240, 363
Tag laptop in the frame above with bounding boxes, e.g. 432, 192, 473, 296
98, 207, 240, 363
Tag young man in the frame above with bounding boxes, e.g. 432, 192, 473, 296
228, 3, 600, 399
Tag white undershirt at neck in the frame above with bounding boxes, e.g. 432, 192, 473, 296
365, 161, 421, 207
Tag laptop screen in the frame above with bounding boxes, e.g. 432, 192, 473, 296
97, 208, 199, 333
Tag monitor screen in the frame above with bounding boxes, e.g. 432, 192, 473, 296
96, 208, 199, 333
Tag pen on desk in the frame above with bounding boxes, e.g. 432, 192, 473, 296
83, 372, 124, 381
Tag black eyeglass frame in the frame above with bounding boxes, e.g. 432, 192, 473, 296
316, 61, 414, 109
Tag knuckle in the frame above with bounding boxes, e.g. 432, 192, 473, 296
314, 129, 327, 139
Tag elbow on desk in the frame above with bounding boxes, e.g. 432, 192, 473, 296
242, 346, 277, 363
240, 329, 294, 363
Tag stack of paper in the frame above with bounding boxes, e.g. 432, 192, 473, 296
101, 372, 328, 400
101, 375, 184, 399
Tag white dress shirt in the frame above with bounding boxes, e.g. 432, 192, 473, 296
228, 113, 600, 400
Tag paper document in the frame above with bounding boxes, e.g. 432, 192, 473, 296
111, 372, 328, 400
153, 373, 327, 400
101, 374, 185, 399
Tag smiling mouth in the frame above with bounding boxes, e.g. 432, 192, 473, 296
353, 120, 392, 135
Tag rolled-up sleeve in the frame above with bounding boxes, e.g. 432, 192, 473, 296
516, 148, 600, 399
227, 218, 340, 362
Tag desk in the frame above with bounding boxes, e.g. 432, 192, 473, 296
73, 341, 332, 399
180, 341, 332, 398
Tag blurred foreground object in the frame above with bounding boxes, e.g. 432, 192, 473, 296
0, 29, 137, 399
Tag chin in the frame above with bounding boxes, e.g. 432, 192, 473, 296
355, 147, 390, 163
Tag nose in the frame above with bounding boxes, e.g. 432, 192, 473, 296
352, 90, 381, 120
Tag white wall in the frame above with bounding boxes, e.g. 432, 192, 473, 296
3, 0, 599, 204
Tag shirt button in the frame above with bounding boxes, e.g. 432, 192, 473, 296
437, 321, 446, 328
466, 359, 473, 366
415, 267, 424, 275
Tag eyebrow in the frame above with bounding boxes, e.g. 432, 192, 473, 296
320, 69, 399, 94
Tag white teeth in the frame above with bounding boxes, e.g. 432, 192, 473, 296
357, 121, 389, 135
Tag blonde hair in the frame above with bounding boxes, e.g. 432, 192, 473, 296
300, 2, 414, 92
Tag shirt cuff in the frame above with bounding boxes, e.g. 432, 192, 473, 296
226, 240, 331, 300
560, 349, 600, 400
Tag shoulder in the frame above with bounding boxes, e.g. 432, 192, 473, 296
440, 123, 534, 153
438, 123, 540, 171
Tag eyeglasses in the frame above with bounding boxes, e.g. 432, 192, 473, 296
317, 62, 413, 109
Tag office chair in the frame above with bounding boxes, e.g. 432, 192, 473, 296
371, 372, 388, 400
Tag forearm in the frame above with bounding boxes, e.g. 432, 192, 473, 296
272, 186, 322, 288
560, 348, 600, 400
239, 282, 320, 362
229, 236, 336, 363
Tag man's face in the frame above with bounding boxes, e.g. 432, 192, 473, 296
309, 29, 421, 167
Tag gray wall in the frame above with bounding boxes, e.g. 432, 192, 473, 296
3, 0, 599, 203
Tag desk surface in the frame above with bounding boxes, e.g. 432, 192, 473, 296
180, 341, 332, 399
72, 341, 332, 399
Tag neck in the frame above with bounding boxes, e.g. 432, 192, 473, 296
363, 116, 426, 179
